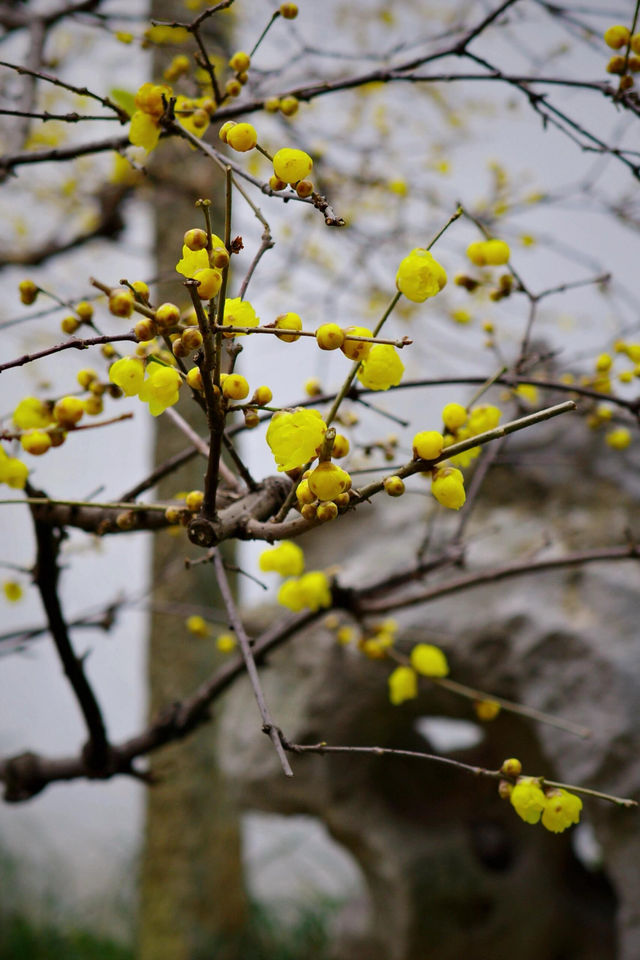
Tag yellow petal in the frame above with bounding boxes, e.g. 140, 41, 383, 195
129, 111, 160, 153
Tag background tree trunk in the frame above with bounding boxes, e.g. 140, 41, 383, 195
138, 5, 247, 956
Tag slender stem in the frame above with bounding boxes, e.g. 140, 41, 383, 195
212, 549, 293, 776
5, 497, 168, 512
433, 676, 591, 738
284, 742, 636, 808
0, 332, 136, 374
211, 324, 410, 348
541, 778, 637, 808
426, 205, 462, 249
238, 227, 274, 301
250, 10, 279, 57
187, 283, 223, 520
352, 401, 577, 505
466, 366, 508, 410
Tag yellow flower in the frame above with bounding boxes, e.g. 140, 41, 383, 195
259, 540, 305, 577
388, 666, 418, 705
442, 402, 467, 432
175, 243, 220, 277
222, 374, 249, 400
467, 404, 501, 434
164, 54, 191, 82
510, 777, 546, 824
307, 462, 351, 500
216, 632, 237, 653
174, 95, 210, 138
277, 571, 331, 612
129, 110, 162, 153
515, 383, 539, 405
604, 25, 630, 49
410, 643, 449, 677
13, 396, 52, 430
223, 297, 259, 336
21, 431, 52, 456
606, 427, 631, 450
227, 122, 258, 152
357, 344, 404, 391
0, 447, 28, 489
395, 248, 447, 302
541, 789, 582, 833
144, 24, 189, 44
186, 615, 210, 637
272, 147, 313, 183
412, 431, 444, 461
448, 404, 501, 468
466, 239, 510, 267
109, 357, 145, 396
277, 578, 306, 611
266, 408, 326, 471
3, 580, 23, 602
341, 326, 372, 362
128, 83, 173, 153
474, 699, 501, 721
431, 467, 466, 510
53, 396, 84, 428
138, 364, 182, 416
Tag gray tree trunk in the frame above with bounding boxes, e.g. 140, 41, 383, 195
138, 6, 247, 956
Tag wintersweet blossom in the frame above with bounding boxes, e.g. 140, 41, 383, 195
510, 778, 547, 824
175, 238, 225, 277
541, 789, 583, 833
259, 541, 305, 577
266, 408, 326, 471
396, 248, 447, 302
109, 357, 146, 397
388, 666, 418, 705
357, 344, 404, 391
410, 643, 449, 677
13, 397, 52, 430
0, 447, 28, 489
272, 148, 313, 184
278, 571, 331, 612
129, 82, 172, 153
138, 364, 182, 416
223, 298, 259, 336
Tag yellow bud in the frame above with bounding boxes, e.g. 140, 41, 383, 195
184, 228, 208, 250
229, 50, 251, 73
185, 490, 204, 512
135, 317, 156, 341
75, 300, 94, 320
155, 302, 181, 329
383, 475, 405, 497
109, 289, 134, 318
186, 367, 204, 392
279, 96, 299, 116
316, 323, 344, 351
316, 501, 338, 522
280, 2, 298, 18
61, 315, 80, 335
19, 280, 38, 305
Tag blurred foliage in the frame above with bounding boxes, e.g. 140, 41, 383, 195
0, 913, 133, 960
0, 898, 336, 960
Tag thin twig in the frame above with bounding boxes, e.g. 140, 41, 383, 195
283, 742, 636, 808
0, 332, 136, 373
212, 548, 293, 776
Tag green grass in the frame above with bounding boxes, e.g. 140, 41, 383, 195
0, 913, 133, 960
0, 899, 336, 960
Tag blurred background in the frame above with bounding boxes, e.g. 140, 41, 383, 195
1, 0, 639, 957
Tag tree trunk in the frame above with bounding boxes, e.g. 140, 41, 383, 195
138, 6, 247, 956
